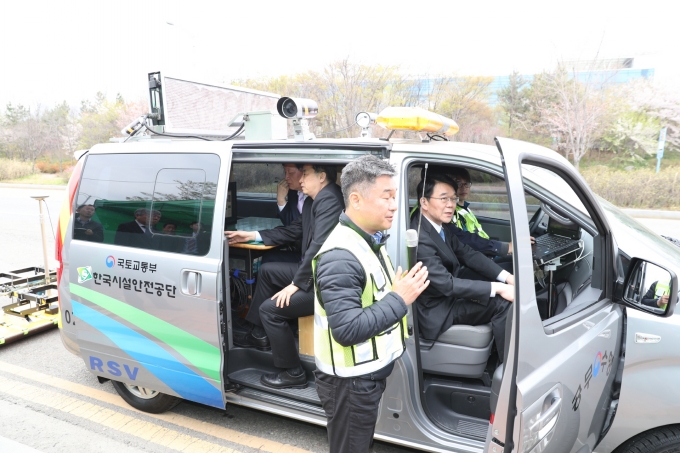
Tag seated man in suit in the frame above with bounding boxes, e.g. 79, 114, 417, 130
277, 163, 306, 226
412, 174, 514, 361
263, 163, 306, 264
114, 208, 161, 249
226, 164, 344, 389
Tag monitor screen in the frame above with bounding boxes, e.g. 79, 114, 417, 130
547, 216, 580, 240
225, 182, 237, 225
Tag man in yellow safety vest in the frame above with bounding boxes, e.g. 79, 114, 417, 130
313, 155, 430, 453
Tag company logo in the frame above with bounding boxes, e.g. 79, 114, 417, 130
593, 351, 602, 377
105, 256, 116, 268
77, 266, 93, 283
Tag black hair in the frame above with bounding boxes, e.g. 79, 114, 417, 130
76, 204, 94, 211
448, 167, 471, 182
416, 173, 457, 200
310, 164, 337, 184
163, 222, 178, 228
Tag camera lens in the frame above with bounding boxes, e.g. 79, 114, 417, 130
281, 99, 298, 118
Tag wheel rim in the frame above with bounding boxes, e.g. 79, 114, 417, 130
124, 383, 159, 399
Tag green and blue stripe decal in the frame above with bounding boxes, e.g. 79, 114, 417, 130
70, 284, 223, 408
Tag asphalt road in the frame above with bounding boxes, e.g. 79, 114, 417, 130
2, 185, 680, 453
0, 186, 415, 453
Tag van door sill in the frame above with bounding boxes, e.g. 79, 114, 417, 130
228, 368, 321, 405
234, 387, 326, 418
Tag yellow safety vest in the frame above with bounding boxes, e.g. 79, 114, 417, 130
655, 280, 670, 308
312, 224, 407, 377
455, 205, 489, 239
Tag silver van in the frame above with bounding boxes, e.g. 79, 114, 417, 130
57, 109, 680, 453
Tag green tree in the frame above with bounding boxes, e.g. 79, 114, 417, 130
497, 71, 528, 135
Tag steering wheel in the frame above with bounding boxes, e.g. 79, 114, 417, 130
528, 206, 544, 235
540, 201, 576, 226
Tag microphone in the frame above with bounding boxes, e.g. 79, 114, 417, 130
406, 229, 418, 270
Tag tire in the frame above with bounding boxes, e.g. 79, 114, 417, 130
111, 380, 181, 414
615, 426, 680, 453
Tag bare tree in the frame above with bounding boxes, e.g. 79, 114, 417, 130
534, 67, 612, 170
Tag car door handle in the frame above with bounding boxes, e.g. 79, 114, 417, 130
522, 386, 562, 452
181, 270, 202, 296
530, 395, 561, 439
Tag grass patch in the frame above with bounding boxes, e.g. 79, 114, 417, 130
4, 173, 70, 185
581, 166, 680, 210
0, 159, 33, 180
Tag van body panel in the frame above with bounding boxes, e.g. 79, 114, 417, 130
56, 134, 680, 452
62, 141, 233, 409
494, 137, 622, 453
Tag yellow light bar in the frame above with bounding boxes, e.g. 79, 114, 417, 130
376, 106, 459, 136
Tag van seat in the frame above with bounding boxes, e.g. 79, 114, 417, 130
420, 324, 493, 378
437, 324, 492, 348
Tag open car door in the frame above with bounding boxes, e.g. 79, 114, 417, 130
488, 137, 623, 453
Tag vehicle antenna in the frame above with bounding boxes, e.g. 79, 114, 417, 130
416, 163, 429, 244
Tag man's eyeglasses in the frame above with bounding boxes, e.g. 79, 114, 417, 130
428, 196, 459, 204
455, 181, 472, 189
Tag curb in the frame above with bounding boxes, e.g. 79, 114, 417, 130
621, 209, 680, 220
0, 183, 67, 190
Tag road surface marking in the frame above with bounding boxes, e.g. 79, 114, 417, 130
0, 374, 235, 453
0, 361, 313, 453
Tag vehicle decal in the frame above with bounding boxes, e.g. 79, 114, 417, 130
77, 267, 93, 283
105, 256, 116, 268
572, 349, 615, 411
70, 284, 221, 383
72, 301, 223, 408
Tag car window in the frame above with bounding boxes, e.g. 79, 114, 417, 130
232, 163, 283, 198
522, 164, 590, 218
74, 153, 220, 256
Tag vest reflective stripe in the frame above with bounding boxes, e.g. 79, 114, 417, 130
312, 224, 407, 377
455, 206, 489, 239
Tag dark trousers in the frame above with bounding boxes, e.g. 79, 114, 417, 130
314, 370, 387, 453
452, 295, 511, 361
246, 261, 313, 369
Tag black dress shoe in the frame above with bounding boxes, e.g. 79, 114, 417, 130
233, 330, 271, 351
261, 370, 308, 389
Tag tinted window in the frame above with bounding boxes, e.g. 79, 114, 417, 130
74, 153, 220, 256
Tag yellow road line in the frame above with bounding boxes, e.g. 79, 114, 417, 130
0, 361, 312, 453
0, 374, 235, 453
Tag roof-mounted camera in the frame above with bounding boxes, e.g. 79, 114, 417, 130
277, 97, 318, 140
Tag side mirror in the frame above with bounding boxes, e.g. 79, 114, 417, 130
615, 258, 678, 317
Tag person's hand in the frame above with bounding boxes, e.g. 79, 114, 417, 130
658, 294, 670, 308
392, 262, 430, 306
272, 283, 299, 307
530, 236, 536, 245
85, 229, 93, 236
225, 231, 256, 244
508, 241, 512, 255
276, 179, 289, 205
505, 274, 515, 286
493, 282, 515, 302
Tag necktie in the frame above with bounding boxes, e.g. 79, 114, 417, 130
297, 192, 305, 214
144, 225, 152, 237
187, 235, 197, 253
439, 228, 445, 242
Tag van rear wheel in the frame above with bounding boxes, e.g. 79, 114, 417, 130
616, 426, 680, 453
111, 380, 181, 414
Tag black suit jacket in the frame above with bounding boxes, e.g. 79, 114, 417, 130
412, 216, 505, 340
278, 189, 303, 227
114, 220, 151, 249
260, 183, 344, 291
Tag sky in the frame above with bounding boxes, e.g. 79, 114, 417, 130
1, 0, 677, 110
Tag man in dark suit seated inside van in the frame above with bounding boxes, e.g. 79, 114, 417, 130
277, 163, 307, 227
114, 208, 161, 249
411, 174, 514, 361
226, 164, 344, 389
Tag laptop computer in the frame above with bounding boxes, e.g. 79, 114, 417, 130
533, 216, 583, 265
